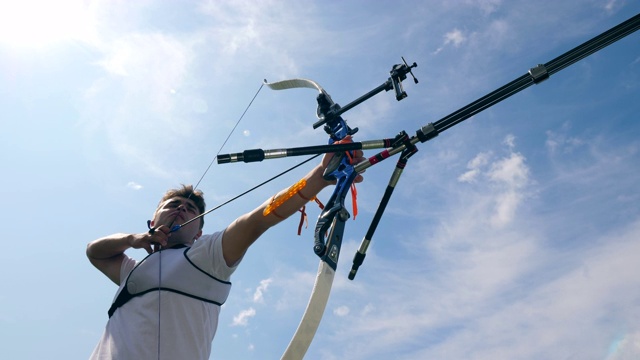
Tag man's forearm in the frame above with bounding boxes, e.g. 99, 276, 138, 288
86, 234, 138, 285
263, 163, 331, 221
86, 234, 134, 260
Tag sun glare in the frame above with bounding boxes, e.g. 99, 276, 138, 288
0, 0, 94, 49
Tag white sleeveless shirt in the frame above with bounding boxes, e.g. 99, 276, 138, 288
90, 231, 240, 360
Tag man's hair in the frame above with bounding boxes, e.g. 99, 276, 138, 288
159, 184, 206, 229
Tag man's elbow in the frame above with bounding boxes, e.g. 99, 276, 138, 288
86, 242, 95, 260
86, 241, 101, 261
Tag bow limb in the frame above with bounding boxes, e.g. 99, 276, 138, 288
281, 261, 335, 360
265, 77, 355, 359
281, 209, 347, 360
280, 175, 352, 359
264, 78, 339, 125
264, 78, 324, 92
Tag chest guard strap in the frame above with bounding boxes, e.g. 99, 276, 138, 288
108, 246, 231, 318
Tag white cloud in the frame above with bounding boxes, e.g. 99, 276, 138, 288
232, 307, 256, 327
454, 136, 531, 228
126, 181, 143, 190
253, 278, 273, 303
434, 28, 466, 54
333, 305, 350, 317
444, 28, 466, 47
486, 146, 530, 228
545, 126, 584, 155
458, 151, 492, 183
503, 134, 515, 149
489, 189, 522, 228
487, 151, 529, 188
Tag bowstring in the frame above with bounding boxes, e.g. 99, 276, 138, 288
154, 79, 326, 358
156, 234, 162, 358
157, 82, 264, 360
191, 82, 265, 192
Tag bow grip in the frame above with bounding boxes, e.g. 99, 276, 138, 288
313, 205, 338, 256
322, 152, 347, 180
313, 168, 357, 257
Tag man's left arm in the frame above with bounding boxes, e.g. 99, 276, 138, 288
221, 153, 363, 267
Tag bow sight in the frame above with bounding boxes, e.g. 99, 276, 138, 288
312, 56, 418, 130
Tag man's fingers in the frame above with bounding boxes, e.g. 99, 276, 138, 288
154, 225, 172, 235
149, 226, 170, 247
150, 237, 167, 248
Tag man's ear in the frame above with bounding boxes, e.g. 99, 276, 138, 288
194, 230, 203, 240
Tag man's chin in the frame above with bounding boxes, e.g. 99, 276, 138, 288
167, 237, 193, 247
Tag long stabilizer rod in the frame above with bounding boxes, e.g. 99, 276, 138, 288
415, 12, 640, 138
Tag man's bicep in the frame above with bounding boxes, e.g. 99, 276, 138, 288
222, 210, 272, 267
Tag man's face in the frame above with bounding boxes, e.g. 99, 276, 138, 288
153, 196, 202, 243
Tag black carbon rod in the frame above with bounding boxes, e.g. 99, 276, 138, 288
425, 13, 640, 136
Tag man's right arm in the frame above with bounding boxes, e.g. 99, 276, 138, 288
86, 227, 170, 285
86, 234, 134, 285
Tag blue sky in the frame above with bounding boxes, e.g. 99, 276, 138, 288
1, 1, 639, 359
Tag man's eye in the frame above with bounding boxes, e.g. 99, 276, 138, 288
166, 201, 181, 208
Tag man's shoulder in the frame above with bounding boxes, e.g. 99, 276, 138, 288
188, 229, 238, 281
187, 230, 224, 262
191, 230, 224, 251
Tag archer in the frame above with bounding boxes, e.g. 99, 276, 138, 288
86, 152, 364, 359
